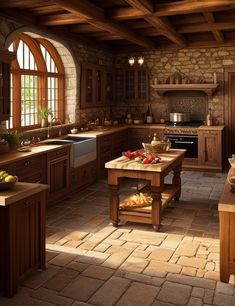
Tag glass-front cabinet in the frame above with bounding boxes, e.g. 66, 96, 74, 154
81, 63, 115, 108
125, 68, 149, 102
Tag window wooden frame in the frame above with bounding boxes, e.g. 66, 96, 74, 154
9, 34, 65, 130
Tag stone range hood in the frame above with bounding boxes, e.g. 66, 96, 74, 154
151, 83, 219, 98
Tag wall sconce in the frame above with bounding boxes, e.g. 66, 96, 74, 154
128, 56, 135, 66
137, 56, 144, 66
128, 56, 144, 66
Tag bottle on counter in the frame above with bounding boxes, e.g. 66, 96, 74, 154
206, 108, 212, 126
146, 105, 153, 124
151, 133, 160, 145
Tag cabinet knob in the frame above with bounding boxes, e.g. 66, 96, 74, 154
24, 160, 30, 166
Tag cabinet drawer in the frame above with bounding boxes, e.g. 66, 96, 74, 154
15, 155, 42, 174
47, 147, 69, 160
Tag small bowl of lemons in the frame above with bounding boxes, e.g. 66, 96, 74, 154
0, 171, 18, 191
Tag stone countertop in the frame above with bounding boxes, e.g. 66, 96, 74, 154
0, 143, 72, 166
0, 182, 49, 206
105, 149, 185, 173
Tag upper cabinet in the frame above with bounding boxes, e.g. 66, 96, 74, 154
125, 68, 149, 102
81, 63, 115, 108
0, 50, 15, 121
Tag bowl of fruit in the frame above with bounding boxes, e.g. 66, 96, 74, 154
0, 171, 18, 191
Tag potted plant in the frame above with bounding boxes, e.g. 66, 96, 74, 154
38, 107, 51, 127
1, 131, 21, 150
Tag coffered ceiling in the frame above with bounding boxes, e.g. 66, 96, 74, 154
1, 0, 235, 51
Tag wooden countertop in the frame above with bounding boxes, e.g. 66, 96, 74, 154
0, 124, 224, 165
105, 149, 185, 173
218, 168, 235, 212
0, 182, 49, 206
0, 143, 71, 166
198, 125, 225, 131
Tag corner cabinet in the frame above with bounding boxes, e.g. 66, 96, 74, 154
125, 68, 149, 102
81, 63, 115, 108
0, 50, 15, 121
198, 127, 224, 171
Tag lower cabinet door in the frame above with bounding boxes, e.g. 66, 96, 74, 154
48, 156, 69, 202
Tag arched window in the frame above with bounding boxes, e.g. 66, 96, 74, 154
7, 34, 65, 130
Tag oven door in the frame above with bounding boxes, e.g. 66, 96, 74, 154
165, 134, 198, 158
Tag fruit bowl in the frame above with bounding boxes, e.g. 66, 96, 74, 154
0, 180, 17, 191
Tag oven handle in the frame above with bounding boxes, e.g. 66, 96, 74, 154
175, 141, 195, 144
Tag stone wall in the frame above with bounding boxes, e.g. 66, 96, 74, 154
114, 47, 235, 125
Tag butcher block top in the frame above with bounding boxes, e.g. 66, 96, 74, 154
218, 168, 235, 213
105, 149, 185, 173
0, 182, 49, 206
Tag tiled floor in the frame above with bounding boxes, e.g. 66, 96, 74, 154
1, 171, 235, 306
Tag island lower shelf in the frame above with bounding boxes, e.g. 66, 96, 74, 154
119, 184, 179, 224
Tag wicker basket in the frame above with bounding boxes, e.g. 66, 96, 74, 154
142, 141, 171, 153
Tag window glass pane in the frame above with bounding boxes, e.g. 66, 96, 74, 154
40, 44, 58, 73
48, 77, 59, 119
6, 74, 13, 129
21, 75, 38, 126
17, 40, 37, 70
8, 43, 14, 52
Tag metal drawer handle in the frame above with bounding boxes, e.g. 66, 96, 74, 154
175, 141, 194, 144
24, 160, 30, 166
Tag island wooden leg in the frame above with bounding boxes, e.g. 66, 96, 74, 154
173, 164, 182, 201
219, 211, 230, 283
109, 184, 120, 227
151, 187, 162, 231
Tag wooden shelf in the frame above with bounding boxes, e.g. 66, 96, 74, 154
119, 184, 179, 224
151, 83, 219, 97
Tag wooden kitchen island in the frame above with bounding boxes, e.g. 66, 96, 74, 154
0, 182, 48, 297
105, 150, 185, 231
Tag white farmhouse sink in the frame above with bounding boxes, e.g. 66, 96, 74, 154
42, 136, 96, 168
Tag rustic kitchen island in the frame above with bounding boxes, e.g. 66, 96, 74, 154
105, 149, 185, 231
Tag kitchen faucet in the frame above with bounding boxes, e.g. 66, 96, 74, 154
47, 117, 62, 138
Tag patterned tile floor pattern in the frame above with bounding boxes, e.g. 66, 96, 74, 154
1, 171, 235, 306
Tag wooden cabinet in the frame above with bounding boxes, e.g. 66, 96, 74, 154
128, 128, 150, 151
47, 147, 70, 203
97, 135, 113, 178
0, 50, 15, 121
15, 155, 46, 183
198, 128, 223, 170
0, 184, 47, 297
81, 63, 115, 108
74, 160, 97, 189
125, 68, 149, 102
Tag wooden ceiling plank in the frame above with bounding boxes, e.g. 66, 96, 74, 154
31, 5, 66, 15
203, 12, 224, 43
50, 0, 156, 48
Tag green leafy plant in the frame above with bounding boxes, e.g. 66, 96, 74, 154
1, 131, 21, 150
38, 107, 51, 119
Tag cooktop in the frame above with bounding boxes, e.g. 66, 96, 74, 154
166, 120, 204, 127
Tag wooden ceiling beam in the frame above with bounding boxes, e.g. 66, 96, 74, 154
203, 12, 224, 43
125, 0, 154, 14
50, 0, 156, 49
124, 0, 186, 47
177, 21, 235, 33
110, 0, 235, 20
40, 13, 86, 25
